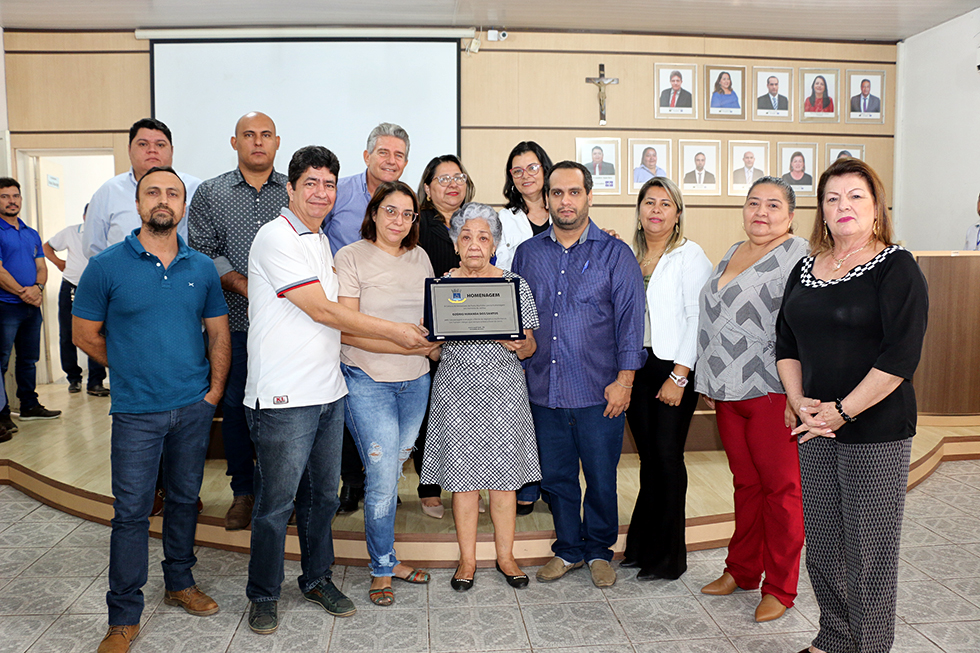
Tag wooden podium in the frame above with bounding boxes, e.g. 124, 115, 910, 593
912, 251, 980, 415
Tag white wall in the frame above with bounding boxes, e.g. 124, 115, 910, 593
895, 8, 980, 250
43, 154, 115, 230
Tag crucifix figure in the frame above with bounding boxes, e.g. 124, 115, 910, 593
585, 63, 619, 125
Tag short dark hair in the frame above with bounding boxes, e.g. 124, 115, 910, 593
134, 166, 185, 201
502, 141, 553, 213
0, 177, 21, 192
361, 180, 420, 249
129, 118, 173, 146
544, 161, 593, 196
288, 146, 340, 188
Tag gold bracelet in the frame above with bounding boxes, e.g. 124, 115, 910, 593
615, 380, 633, 389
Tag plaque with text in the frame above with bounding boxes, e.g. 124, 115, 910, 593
423, 277, 524, 342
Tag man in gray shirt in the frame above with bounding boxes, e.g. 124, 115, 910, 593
188, 111, 288, 531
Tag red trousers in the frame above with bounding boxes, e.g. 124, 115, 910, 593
715, 393, 804, 607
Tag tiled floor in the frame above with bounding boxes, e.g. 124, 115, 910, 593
2, 460, 980, 652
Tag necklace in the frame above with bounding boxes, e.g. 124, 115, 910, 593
831, 241, 871, 270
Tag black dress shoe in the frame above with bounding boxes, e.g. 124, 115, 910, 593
618, 558, 640, 568
516, 502, 534, 516
495, 562, 529, 588
450, 566, 474, 591
337, 485, 363, 514
636, 568, 662, 581
68, 381, 82, 394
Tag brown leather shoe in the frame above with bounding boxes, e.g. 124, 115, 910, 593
755, 593, 787, 622
97, 624, 139, 653
701, 571, 738, 595
224, 495, 255, 531
0, 423, 10, 443
164, 585, 220, 616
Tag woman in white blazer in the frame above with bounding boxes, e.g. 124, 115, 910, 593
496, 141, 554, 515
622, 176, 712, 581
495, 141, 553, 273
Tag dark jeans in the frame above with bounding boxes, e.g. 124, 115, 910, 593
222, 331, 254, 496
623, 352, 699, 579
106, 399, 216, 625
0, 301, 42, 415
245, 400, 344, 602
58, 280, 106, 387
531, 403, 625, 563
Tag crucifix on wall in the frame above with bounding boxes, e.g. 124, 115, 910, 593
586, 63, 619, 125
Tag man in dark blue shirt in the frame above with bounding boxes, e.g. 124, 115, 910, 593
74, 166, 230, 653
0, 177, 61, 439
512, 161, 646, 588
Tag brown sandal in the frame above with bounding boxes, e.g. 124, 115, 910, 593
369, 587, 394, 606
395, 568, 431, 584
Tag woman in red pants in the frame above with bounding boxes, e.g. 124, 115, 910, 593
695, 176, 808, 622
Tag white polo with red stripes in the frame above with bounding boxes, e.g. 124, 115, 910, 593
244, 207, 347, 410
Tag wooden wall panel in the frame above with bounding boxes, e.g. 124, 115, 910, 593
461, 31, 896, 264
4, 31, 148, 52
6, 52, 150, 132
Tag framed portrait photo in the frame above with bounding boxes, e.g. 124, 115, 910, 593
728, 141, 770, 197
628, 139, 672, 194
679, 140, 721, 196
826, 143, 865, 163
655, 64, 697, 119
777, 143, 818, 197
800, 68, 840, 122
845, 70, 885, 124
576, 136, 620, 194
705, 65, 747, 120
752, 67, 793, 122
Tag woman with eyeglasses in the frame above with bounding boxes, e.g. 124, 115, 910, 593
414, 155, 477, 518
496, 141, 553, 272
334, 181, 437, 606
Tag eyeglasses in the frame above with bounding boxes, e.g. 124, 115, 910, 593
379, 205, 419, 222
434, 173, 468, 186
509, 163, 542, 179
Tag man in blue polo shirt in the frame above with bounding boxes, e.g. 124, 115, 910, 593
322, 122, 410, 514
0, 177, 61, 440
73, 166, 230, 653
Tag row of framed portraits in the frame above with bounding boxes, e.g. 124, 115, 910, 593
654, 64, 886, 124
577, 137, 865, 197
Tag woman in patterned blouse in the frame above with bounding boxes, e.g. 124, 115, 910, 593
695, 176, 809, 623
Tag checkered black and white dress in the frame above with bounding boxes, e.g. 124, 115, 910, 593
420, 270, 542, 492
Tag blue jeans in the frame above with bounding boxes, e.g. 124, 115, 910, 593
341, 364, 429, 577
530, 403, 625, 563
0, 301, 42, 415
106, 399, 216, 625
58, 280, 106, 386
222, 331, 254, 495
245, 399, 344, 602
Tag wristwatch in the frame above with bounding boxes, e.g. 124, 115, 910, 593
35, 283, 44, 291
669, 372, 688, 388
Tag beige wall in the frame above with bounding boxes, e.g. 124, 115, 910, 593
4, 30, 896, 263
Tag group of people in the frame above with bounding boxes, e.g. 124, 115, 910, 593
0, 111, 928, 653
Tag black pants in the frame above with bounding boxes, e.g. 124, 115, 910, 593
58, 280, 106, 387
623, 351, 698, 579
412, 363, 442, 499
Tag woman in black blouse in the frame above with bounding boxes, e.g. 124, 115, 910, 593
775, 157, 928, 653
417, 155, 476, 277
413, 155, 476, 518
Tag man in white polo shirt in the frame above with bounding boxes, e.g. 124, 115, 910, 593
243, 146, 430, 634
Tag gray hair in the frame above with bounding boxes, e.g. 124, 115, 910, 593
365, 122, 410, 159
449, 203, 503, 246
747, 175, 797, 213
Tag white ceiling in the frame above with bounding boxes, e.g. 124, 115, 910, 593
1, 0, 976, 42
